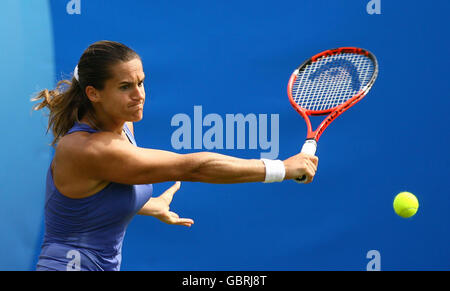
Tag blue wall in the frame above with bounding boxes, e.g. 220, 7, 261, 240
1, 0, 449, 270
0, 0, 54, 270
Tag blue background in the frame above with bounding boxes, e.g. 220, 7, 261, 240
1, 0, 449, 270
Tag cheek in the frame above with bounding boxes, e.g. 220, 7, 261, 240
141, 87, 146, 100
105, 93, 126, 112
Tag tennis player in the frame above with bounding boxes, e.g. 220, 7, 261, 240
32, 41, 318, 271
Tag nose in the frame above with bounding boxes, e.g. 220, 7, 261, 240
131, 84, 145, 102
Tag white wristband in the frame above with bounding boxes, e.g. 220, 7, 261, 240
261, 159, 286, 183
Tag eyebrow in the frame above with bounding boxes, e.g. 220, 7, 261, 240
118, 75, 146, 85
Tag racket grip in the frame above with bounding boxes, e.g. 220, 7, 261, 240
295, 139, 317, 183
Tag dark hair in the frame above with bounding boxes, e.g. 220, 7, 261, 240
31, 40, 140, 146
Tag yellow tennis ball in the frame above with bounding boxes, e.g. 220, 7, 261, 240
393, 192, 419, 218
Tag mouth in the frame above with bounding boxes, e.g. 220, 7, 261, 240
129, 102, 144, 109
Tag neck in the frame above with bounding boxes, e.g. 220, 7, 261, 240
80, 111, 124, 135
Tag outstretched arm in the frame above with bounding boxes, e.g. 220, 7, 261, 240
74, 131, 318, 185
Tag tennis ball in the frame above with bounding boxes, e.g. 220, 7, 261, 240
393, 192, 419, 218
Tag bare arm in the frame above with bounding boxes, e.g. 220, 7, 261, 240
76, 131, 317, 185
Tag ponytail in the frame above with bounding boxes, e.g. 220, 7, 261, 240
31, 77, 96, 147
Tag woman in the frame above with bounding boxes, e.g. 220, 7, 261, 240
32, 41, 318, 271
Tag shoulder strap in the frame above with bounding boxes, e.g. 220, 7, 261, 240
67, 122, 99, 134
123, 123, 137, 146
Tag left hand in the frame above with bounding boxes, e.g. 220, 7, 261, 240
146, 181, 194, 227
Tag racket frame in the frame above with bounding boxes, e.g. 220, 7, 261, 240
287, 47, 378, 142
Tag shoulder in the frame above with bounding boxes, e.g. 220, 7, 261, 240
56, 130, 129, 159
53, 130, 135, 189
53, 131, 129, 197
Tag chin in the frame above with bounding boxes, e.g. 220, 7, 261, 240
130, 112, 144, 122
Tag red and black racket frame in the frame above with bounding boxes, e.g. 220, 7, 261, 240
287, 47, 379, 144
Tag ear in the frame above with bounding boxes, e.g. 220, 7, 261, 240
85, 86, 101, 103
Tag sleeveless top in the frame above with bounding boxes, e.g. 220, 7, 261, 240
36, 123, 153, 271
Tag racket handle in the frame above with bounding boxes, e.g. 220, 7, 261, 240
295, 139, 317, 184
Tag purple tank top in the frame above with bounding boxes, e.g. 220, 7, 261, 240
36, 123, 153, 271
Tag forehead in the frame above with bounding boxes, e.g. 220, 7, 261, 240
110, 58, 144, 81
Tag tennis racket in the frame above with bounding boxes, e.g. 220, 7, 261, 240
287, 47, 378, 183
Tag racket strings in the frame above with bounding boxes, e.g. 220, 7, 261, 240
292, 53, 375, 111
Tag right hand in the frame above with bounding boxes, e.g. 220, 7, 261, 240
283, 153, 319, 183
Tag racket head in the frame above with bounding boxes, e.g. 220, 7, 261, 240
288, 47, 378, 121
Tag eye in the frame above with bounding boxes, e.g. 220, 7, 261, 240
120, 84, 130, 90
138, 81, 144, 87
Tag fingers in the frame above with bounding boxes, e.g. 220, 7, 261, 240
161, 181, 181, 204
297, 154, 318, 183
307, 158, 317, 173
177, 218, 195, 227
310, 155, 319, 167
301, 153, 318, 167
303, 160, 316, 184
154, 182, 193, 227
170, 181, 181, 191
169, 211, 194, 227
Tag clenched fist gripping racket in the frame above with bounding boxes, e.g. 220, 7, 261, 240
288, 47, 378, 183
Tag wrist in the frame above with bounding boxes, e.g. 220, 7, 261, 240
260, 159, 286, 183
